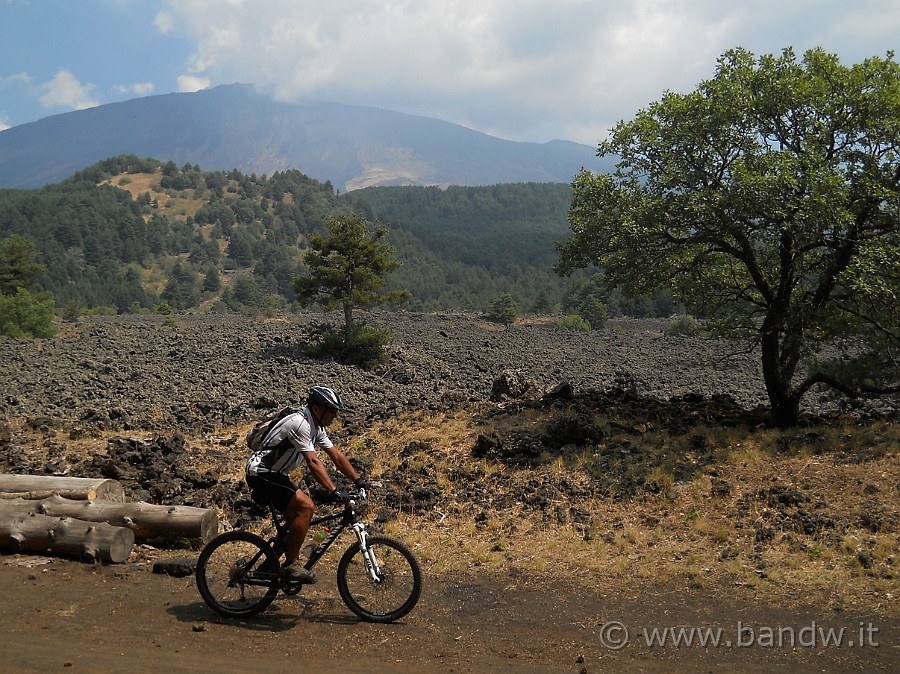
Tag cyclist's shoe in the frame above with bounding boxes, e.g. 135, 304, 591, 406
282, 562, 317, 584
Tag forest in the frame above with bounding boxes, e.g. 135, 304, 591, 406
0, 155, 674, 319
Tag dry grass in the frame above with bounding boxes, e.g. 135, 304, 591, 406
351, 409, 899, 615
3, 404, 897, 616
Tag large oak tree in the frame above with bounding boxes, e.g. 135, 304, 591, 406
556, 48, 900, 427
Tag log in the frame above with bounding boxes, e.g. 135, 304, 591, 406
0, 474, 125, 502
0, 495, 219, 544
0, 489, 111, 500
0, 513, 134, 563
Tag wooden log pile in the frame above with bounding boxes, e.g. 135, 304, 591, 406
0, 474, 219, 564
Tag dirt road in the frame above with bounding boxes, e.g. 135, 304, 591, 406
2, 554, 895, 673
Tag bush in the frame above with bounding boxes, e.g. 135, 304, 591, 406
666, 314, 703, 336
556, 314, 591, 331
308, 323, 391, 369
579, 297, 608, 329
0, 288, 57, 338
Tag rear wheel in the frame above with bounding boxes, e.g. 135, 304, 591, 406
195, 530, 280, 617
337, 535, 422, 623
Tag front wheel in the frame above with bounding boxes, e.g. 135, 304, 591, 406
195, 530, 280, 618
337, 535, 422, 623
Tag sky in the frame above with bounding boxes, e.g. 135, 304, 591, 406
1, 0, 898, 145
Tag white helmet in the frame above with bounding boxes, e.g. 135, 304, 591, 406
307, 385, 347, 412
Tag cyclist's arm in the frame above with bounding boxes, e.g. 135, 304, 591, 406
322, 445, 361, 484
301, 449, 338, 493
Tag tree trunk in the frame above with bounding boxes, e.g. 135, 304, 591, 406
343, 300, 354, 343
0, 474, 124, 502
0, 513, 134, 563
759, 316, 802, 428
0, 495, 219, 544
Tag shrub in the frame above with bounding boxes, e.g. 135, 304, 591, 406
666, 314, 703, 336
0, 288, 57, 338
556, 314, 590, 331
579, 297, 609, 329
308, 323, 391, 369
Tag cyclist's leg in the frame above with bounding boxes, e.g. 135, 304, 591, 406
246, 472, 315, 581
282, 488, 315, 564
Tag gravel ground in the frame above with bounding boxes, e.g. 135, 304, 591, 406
2, 312, 781, 434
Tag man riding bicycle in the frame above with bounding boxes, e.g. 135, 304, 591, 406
245, 385, 368, 584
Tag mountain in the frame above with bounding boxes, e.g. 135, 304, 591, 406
0, 84, 610, 192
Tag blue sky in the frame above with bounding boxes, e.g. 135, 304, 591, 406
1, 0, 898, 144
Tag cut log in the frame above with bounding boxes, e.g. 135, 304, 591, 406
0, 495, 219, 544
0, 489, 110, 500
0, 474, 124, 502
0, 513, 134, 563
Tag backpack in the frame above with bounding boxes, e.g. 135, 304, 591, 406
246, 406, 302, 451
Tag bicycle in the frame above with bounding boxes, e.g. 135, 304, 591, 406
195, 490, 422, 623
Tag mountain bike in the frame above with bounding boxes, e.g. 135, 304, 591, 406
195, 491, 421, 623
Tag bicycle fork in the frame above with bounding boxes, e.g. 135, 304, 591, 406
352, 522, 383, 583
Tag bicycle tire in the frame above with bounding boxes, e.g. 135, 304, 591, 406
336, 535, 422, 623
195, 530, 280, 618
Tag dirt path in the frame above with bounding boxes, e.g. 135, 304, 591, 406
2, 555, 896, 673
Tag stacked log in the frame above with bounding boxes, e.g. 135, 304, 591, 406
0, 475, 125, 501
0, 474, 220, 564
0, 514, 134, 563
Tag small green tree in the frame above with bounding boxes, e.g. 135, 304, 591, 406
487, 293, 519, 325
0, 235, 56, 338
295, 213, 408, 343
557, 47, 900, 427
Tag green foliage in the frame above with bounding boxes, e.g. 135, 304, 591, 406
2, 155, 687, 320
161, 262, 200, 310
0, 235, 44, 294
0, 287, 56, 337
665, 315, 703, 337
556, 314, 590, 331
556, 47, 900, 426
0, 158, 341, 314
352, 183, 578, 313
307, 323, 391, 369
0, 235, 56, 337
295, 213, 408, 341
486, 293, 519, 324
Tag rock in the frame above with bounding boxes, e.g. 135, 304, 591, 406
152, 557, 197, 578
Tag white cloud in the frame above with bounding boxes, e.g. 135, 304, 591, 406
114, 82, 156, 96
155, 11, 175, 35
178, 75, 211, 92
39, 70, 100, 110
2, 71, 32, 86
0, 119, 10, 132
159, 0, 900, 144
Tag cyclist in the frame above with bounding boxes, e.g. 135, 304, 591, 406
245, 385, 368, 584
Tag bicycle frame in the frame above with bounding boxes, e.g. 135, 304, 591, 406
269, 501, 384, 584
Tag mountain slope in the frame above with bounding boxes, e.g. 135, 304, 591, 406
0, 84, 610, 191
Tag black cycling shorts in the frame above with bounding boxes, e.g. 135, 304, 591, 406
246, 472, 298, 512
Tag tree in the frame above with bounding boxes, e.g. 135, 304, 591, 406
0, 235, 56, 337
161, 262, 200, 310
294, 213, 408, 342
0, 235, 44, 295
486, 293, 519, 325
556, 47, 900, 427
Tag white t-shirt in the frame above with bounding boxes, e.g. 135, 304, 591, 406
246, 407, 334, 476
